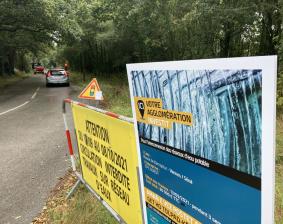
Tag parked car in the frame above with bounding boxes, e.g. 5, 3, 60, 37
34, 65, 45, 74
46, 68, 70, 87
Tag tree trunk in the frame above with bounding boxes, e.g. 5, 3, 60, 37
258, 2, 276, 55
7, 48, 16, 74
220, 22, 232, 57
0, 57, 4, 76
81, 51, 86, 82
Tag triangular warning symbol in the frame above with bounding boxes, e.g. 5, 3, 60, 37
78, 78, 103, 100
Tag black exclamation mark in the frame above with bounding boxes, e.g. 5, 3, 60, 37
137, 100, 145, 119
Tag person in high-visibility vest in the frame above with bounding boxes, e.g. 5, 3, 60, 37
64, 63, 68, 71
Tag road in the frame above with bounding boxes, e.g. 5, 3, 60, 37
0, 75, 77, 224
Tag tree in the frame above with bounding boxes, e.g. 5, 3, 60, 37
38, 0, 283, 77
0, 0, 81, 75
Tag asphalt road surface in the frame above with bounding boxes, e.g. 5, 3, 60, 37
0, 75, 77, 224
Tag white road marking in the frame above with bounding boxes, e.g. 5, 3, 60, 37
0, 101, 29, 116
31, 87, 40, 99
0, 87, 40, 116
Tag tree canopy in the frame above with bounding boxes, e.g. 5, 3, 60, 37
0, 0, 80, 74
53, 0, 283, 73
0, 0, 282, 75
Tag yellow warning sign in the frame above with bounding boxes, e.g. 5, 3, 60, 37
71, 103, 143, 224
78, 78, 103, 100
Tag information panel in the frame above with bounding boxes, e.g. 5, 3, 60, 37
127, 56, 277, 224
71, 103, 142, 224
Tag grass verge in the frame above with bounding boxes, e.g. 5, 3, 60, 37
276, 119, 283, 223
32, 170, 117, 224
0, 70, 31, 89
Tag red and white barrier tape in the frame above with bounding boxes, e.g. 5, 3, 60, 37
62, 103, 76, 171
64, 98, 133, 123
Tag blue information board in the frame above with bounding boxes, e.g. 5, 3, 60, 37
127, 57, 277, 224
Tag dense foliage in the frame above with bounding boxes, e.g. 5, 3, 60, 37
0, 0, 80, 74
1, 0, 283, 112
1, 0, 282, 72
55, 0, 283, 72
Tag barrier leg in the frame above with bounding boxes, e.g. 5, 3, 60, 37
66, 179, 81, 199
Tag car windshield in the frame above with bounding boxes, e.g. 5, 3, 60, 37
51, 70, 65, 76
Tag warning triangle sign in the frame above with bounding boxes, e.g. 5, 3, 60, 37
78, 78, 103, 100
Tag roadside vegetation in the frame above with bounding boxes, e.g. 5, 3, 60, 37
32, 170, 118, 224
0, 70, 31, 89
276, 120, 283, 224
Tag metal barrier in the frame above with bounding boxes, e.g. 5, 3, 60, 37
62, 98, 139, 224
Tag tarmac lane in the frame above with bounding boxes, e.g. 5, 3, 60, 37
0, 75, 77, 224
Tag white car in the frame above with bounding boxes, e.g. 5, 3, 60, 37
46, 69, 70, 87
